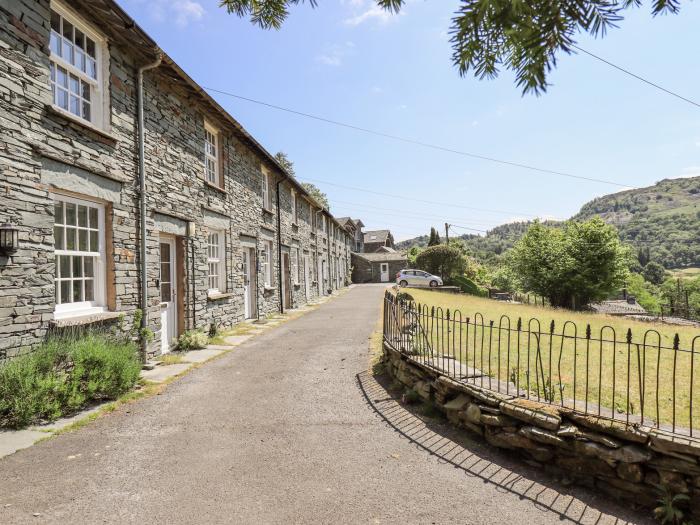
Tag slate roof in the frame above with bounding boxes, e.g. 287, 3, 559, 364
588, 300, 648, 316
364, 230, 390, 243
352, 252, 406, 263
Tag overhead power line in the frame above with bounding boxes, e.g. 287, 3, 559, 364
301, 177, 553, 218
203, 86, 632, 189
573, 45, 700, 109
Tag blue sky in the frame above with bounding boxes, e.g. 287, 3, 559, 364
122, 0, 700, 241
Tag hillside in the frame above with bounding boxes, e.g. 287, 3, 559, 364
397, 177, 700, 269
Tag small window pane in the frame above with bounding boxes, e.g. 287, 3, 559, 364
65, 203, 76, 225
56, 88, 68, 110
84, 257, 94, 277
60, 255, 71, 278
82, 101, 91, 121
73, 256, 83, 277
69, 94, 79, 116
62, 19, 73, 40
61, 40, 73, 63
75, 48, 85, 72
61, 280, 71, 303
75, 29, 85, 50
89, 230, 98, 252
51, 10, 60, 32
72, 280, 83, 302
85, 279, 94, 301
66, 227, 76, 250
86, 38, 95, 58
50, 32, 61, 55
161, 282, 171, 302
86, 57, 96, 80
54, 201, 64, 223
54, 226, 64, 250
77, 205, 87, 227
81, 80, 90, 101
78, 229, 88, 251
88, 207, 98, 227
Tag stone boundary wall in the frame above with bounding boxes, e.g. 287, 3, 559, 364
383, 341, 700, 518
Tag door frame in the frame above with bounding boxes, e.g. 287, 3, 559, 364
281, 251, 292, 309
241, 241, 258, 319
158, 235, 178, 354
379, 262, 390, 283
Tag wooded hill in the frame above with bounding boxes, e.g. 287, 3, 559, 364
397, 177, 700, 269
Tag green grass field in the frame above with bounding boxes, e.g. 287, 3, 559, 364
669, 267, 700, 280
392, 289, 700, 431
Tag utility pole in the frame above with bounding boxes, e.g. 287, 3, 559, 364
444, 223, 449, 245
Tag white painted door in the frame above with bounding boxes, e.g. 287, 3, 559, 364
303, 255, 311, 299
380, 263, 389, 282
242, 246, 256, 319
159, 237, 177, 354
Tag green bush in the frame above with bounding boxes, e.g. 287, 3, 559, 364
450, 275, 488, 297
176, 330, 208, 351
0, 334, 141, 429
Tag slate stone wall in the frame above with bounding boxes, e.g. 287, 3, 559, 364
384, 343, 700, 519
0, 0, 352, 358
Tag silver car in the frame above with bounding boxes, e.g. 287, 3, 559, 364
396, 269, 443, 288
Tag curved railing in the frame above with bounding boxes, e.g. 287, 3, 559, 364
383, 291, 700, 436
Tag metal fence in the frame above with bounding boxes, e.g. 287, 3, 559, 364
383, 291, 700, 437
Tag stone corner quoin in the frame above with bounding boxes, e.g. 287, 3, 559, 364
0, 0, 354, 359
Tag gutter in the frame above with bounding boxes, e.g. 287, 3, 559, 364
137, 51, 162, 360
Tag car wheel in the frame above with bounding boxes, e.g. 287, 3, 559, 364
399, 280, 408, 287
429, 280, 438, 288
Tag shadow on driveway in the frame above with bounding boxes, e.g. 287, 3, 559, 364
356, 370, 654, 525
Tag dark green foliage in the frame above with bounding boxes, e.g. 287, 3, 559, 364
427, 227, 441, 246
0, 334, 141, 429
450, 275, 488, 297
274, 151, 295, 177
642, 261, 667, 285
219, 0, 681, 94
508, 218, 630, 309
415, 245, 466, 280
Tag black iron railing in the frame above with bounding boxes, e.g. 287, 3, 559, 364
383, 291, 700, 436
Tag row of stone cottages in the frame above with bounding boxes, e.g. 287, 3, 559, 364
0, 0, 354, 359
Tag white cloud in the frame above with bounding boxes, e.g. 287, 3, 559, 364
343, 5, 394, 26
315, 41, 356, 67
173, 0, 205, 27
371, 86, 383, 94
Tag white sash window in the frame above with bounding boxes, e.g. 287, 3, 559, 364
207, 231, 224, 293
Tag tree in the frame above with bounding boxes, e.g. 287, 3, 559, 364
274, 151, 295, 177
219, 0, 681, 94
508, 218, 630, 309
642, 261, 667, 285
415, 245, 467, 281
427, 227, 441, 246
300, 182, 329, 210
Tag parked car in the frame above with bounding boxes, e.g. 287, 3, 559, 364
396, 269, 443, 288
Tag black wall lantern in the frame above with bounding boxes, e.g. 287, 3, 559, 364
0, 223, 19, 255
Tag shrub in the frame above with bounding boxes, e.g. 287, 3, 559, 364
450, 275, 488, 297
415, 245, 467, 280
176, 330, 208, 351
0, 334, 141, 429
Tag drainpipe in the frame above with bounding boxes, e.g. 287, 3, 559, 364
137, 51, 162, 360
276, 178, 284, 314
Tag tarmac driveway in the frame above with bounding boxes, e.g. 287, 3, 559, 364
0, 284, 650, 524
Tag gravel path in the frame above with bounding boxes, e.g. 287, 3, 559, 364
0, 284, 651, 524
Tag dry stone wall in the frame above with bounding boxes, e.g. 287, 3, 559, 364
384, 343, 700, 519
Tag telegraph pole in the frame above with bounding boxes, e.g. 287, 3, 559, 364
445, 223, 449, 245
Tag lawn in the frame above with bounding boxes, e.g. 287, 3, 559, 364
391, 288, 700, 432
669, 267, 700, 280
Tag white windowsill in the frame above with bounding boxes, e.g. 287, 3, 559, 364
50, 310, 121, 328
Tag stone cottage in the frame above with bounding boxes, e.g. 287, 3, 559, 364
336, 217, 364, 253
362, 229, 395, 253
351, 252, 407, 284
0, 0, 352, 359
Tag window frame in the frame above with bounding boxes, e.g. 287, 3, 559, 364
291, 189, 298, 224
207, 229, 225, 294
292, 247, 301, 285
261, 166, 271, 210
262, 240, 274, 287
204, 121, 221, 187
53, 193, 107, 319
49, 1, 107, 129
